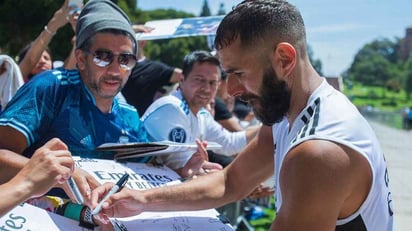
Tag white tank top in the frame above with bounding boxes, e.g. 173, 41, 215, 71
273, 79, 394, 230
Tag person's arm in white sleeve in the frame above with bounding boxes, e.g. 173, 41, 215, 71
204, 111, 260, 155
142, 103, 193, 169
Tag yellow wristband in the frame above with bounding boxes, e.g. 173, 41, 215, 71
44, 25, 56, 35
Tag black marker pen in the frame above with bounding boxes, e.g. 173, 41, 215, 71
92, 173, 129, 215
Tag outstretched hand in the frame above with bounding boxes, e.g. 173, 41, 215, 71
177, 139, 223, 178
132, 25, 154, 33
60, 167, 101, 206
90, 183, 144, 219
15, 138, 74, 199
52, 0, 73, 29
247, 183, 275, 199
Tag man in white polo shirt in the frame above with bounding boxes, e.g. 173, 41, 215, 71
142, 50, 259, 177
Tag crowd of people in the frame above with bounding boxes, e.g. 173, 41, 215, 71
0, 0, 394, 230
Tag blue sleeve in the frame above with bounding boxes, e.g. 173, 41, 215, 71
130, 111, 149, 143
0, 70, 61, 146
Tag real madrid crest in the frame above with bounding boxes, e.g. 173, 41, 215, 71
169, 127, 186, 143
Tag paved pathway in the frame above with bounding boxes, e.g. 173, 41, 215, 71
368, 120, 412, 230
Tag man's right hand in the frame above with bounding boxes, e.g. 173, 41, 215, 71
177, 139, 223, 178
14, 138, 74, 199
90, 182, 144, 219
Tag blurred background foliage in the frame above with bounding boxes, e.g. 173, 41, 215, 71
0, 0, 209, 68
0, 0, 411, 112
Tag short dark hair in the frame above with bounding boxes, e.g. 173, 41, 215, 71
182, 50, 220, 79
215, 0, 307, 55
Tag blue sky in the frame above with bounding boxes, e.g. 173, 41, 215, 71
138, 0, 412, 76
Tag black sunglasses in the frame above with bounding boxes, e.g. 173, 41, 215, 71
84, 49, 137, 70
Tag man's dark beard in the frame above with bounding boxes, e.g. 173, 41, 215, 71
241, 66, 291, 126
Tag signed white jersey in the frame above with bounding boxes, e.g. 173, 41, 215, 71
273, 80, 394, 230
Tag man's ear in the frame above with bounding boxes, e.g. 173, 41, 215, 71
75, 49, 86, 70
178, 75, 185, 87
273, 42, 296, 76
138, 40, 147, 47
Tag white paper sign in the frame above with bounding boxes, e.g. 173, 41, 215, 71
136, 15, 224, 40
1, 158, 233, 230
0, 203, 84, 231
75, 158, 233, 230
119, 209, 233, 230
74, 158, 182, 190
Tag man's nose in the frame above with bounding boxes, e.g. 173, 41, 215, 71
106, 58, 123, 76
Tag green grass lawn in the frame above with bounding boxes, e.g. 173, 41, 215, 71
344, 82, 411, 110
344, 82, 411, 129
247, 196, 276, 230
250, 207, 276, 231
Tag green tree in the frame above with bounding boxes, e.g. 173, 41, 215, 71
200, 0, 211, 17
0, 0, 142, 61
348, 38, 401, 93
217, 3, 226, 15
405, 74, 412, 100
350, 38, 400, 68
142, 9, 194, 21
117, 0, 150, 26
0, 0, 70, 60
352, 55, 392, 86
405, 57, 412, 99
141, 9, 208, 68
146, 37, 209, 68
369, 38, 401, 64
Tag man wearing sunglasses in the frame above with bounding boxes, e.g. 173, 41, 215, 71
0, 0, 213, 208
90, 1, 393, 230
0, 0, 138, 205
142, 50, 259, 177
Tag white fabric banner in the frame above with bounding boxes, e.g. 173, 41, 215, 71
136, 15, 224, 41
